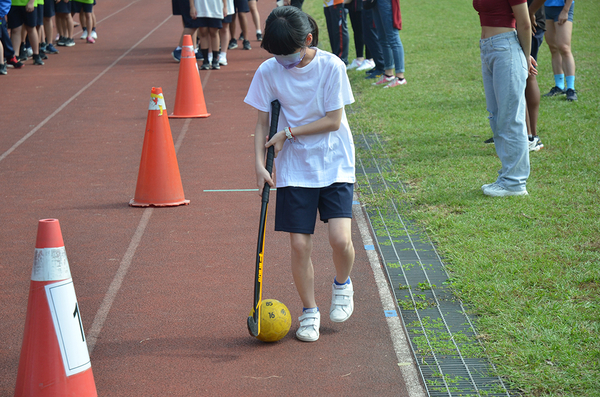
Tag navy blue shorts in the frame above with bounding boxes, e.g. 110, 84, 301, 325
7, 6, 37, 29
172, 0, 187, 15
183, 16, 222, 29
275, 183, 354, 234
545, 3, 574, 23
530, 27, 545, 61
234, 0, 250, 13
43, 0, 55, 18
223, 14, 233, 24
71, 2, 94, 13
36, 3, 43, 25
55, 0, 72, 14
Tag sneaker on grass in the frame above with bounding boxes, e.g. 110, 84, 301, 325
296, 309, 320, 342
346, 58, 362, 70
482, 183, 528, 197
566, 88, 578, 102
543, 86, 566, 97
372, 74, 396, 86
484, 137, 494, 144
356, 59, 375, 71
330, 278, 354, 323
528, 136, 544, 152
383, 77, 407, 88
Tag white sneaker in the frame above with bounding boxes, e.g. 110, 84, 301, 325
356, 59, 375, 71
80, 29, 88, 40
482, 183, 528, 197
330, 279, 354, 323
218, 53, 227, 65
346, 58, 363, 70
90, 30, 97, 40
296, 309, 320, 342
208, 53, 213, 63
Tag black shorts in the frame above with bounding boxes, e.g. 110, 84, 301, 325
43, 0, 55, 18
55, 0, 72, 14
7, 6, 37, 29
223, 14, 233, 24
234, 0, 250, 13
275, 183, 354, 234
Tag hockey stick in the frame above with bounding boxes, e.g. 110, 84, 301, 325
248, 99, 281, 337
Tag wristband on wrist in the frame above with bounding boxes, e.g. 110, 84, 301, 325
284, 126, 295, 141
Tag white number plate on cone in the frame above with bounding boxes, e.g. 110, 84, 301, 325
45, 279, 92, 376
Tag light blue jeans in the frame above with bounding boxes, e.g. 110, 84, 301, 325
372, 0, 404, 73
480, 31, 530, 191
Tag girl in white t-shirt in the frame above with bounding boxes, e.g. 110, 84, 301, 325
244, 6, 356, 342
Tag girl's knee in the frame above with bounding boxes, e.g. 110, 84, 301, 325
330, 233, 353, 254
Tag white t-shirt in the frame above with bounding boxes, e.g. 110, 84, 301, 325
193, 0, 224, 19
244, 48, 355, 189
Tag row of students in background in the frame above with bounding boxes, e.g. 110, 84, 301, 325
0, 0, 97, 74
171, 0, 262, 70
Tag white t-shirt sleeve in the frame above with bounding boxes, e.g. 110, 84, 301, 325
324, 60, 355, 113
244, 63, 272, 113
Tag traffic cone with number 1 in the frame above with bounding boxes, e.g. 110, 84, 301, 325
14, 219, 97, 397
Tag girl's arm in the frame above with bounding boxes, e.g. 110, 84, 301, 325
513, 2, 533, 74
189, 0, 196, 19
254, 110, 274, 196
265, 108, 343, 157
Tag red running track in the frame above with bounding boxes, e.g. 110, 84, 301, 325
0, 0, 421, 395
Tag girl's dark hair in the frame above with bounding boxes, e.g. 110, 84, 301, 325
261, 6, 319, 55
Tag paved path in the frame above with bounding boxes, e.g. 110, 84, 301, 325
0, 0, 424, 395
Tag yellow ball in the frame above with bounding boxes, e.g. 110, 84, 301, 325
252, 299, 292, 342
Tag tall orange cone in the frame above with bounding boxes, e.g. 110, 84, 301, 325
169, 34, 210, 118
130, 87, 190, 207
14, 219, 98, 397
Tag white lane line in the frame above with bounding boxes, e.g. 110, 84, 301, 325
352, 197, 426, 397
0, 13, 173, 164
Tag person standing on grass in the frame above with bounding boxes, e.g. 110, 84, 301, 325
474, 0, 537, 197
323, 0, 349, 65
529, 0, 577, 101
370, 0, 406, 88
245, 6, 356, 342
525, 0, 545, 152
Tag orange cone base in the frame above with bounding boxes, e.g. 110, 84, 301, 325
168, 112, 210, 119
129, 198, 190, 207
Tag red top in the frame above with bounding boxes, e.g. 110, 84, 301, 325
473, 0, 526, 28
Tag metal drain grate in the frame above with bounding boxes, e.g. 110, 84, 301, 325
354, 128, 514, 397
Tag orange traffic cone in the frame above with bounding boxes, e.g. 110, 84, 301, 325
130, 87, 190, 207
14, 219, 98, 397
169, 34, 211, 118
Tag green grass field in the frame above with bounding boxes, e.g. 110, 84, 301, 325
304, 0, 600, 395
